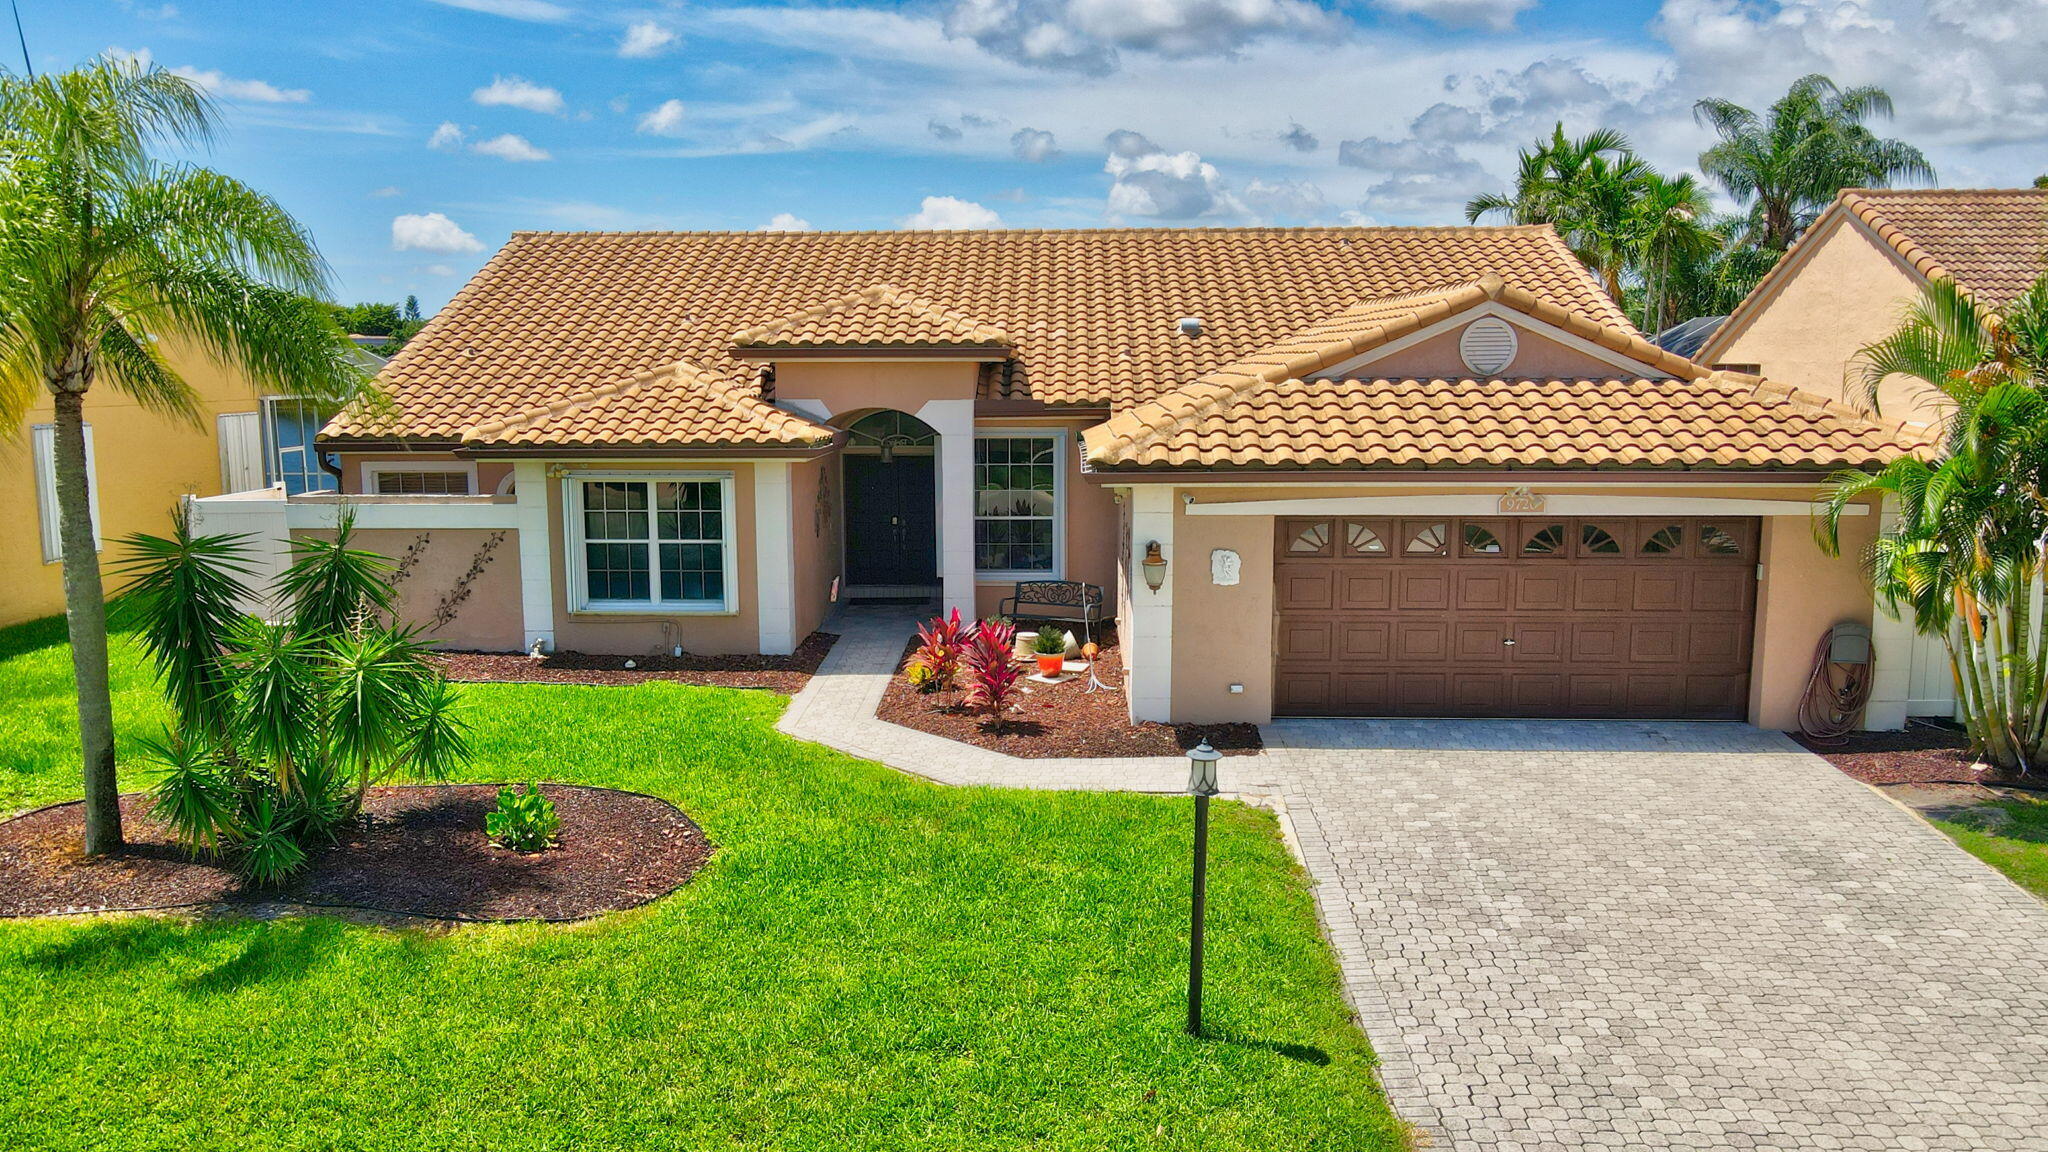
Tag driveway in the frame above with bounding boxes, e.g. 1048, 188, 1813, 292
1267, 720, 2048, 1152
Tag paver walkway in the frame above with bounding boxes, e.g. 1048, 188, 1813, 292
783, 609, 2048, 1151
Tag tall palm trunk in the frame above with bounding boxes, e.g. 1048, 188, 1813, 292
50, 382, 124, 852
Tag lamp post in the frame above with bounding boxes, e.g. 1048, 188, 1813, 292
1185, 739, 1222, 1037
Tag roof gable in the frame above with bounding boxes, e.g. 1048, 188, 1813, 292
1701, 187, 2048, 364
325, 224, 1630, 443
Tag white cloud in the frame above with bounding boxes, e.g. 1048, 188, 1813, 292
944, 0, 1333, 75
1102, 132, 1239, 219
636, 98, 688, 136
1011, 126, 1060, 161
899, 195, 1004, 229
370, 186, 402, 198
1370, 0, 1534, 32
619, 19, 679, 57
472, 75, 564, 115
929, 118, 964, 142
473, 133, 551, 161
426, 0, 570, 21
762, 212, 814, 231
427, 121, 466, 151
421, 264, 457, 277
1241, 177, 1326, 220
165, 65, 310, 103
391, 212, 483, 253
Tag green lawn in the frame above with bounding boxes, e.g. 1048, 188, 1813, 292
1933, 794, 2048, 901
0, 616, 1405, 1151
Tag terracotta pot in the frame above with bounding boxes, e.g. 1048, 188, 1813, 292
1035, 653, 1065, 676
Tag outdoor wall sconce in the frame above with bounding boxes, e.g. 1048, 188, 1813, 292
1142, 541, 1167, 592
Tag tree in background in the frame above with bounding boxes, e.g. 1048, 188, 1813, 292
328, 293, 427, 352
1817, 276, 2048, 777
0, 58, 364, 854
1695, 74, 1934, 252
1466, 125, 1719, 331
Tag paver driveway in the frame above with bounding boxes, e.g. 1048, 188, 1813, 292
1269, 719, 2048, 1151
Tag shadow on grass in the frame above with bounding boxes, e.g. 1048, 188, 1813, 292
1206, 1026, 1333, 1066
19, 913, 351, 995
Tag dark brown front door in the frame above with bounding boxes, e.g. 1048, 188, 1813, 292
844, 454, 937, 586
1273, 516, 1758, 719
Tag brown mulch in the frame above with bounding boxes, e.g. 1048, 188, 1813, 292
1793, 724, 2005, 787
877, 634, 1262, 759
0, 784, 712, 922
431, 631, 836, 694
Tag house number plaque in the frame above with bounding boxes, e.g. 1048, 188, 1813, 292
1210, 549, 1241, 586
1499, 486, 1546, 514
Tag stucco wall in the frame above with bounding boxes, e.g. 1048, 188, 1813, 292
291, 525, 523, 652
791, 453, 839, 638
2, 338, 274, 627
1750, 512, 1879, 730
1365, 323, 1645, 380
775, 360, 979, 419
546, 461, 763, 656
1168, 505, 1275, 723
1710, 217, 1941, 421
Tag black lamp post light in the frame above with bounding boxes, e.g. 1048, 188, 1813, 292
1185, 739, 1222, 1037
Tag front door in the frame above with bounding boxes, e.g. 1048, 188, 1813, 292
843, 454, 937, 587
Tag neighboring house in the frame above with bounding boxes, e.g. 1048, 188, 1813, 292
0, 342, 383, 628
1652, 314, 1725, 360
191, 224, 1934, 731
1698, 187, 2048, 421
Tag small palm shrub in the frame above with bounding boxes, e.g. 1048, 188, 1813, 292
903, 608, 967, 692
116, 507, 472, 884
1030, 627, 1068, 656
485, 783, 561, 852
962, 618, 1022, 729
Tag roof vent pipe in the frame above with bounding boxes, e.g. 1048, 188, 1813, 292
1176, 317, 1203, 337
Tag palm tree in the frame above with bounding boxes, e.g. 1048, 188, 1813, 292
1816, 276, 2048, 777
1627, 172, 1720, 333
1695, 75, 1934, 252
0, 58, 364, 854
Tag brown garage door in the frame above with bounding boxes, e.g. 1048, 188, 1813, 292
1274, 516, 1758, 719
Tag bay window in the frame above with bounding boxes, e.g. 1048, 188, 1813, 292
568, 474, 735, 612
974, 433, 1061, 577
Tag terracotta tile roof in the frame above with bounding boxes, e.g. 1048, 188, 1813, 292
1838, 188, 2048, 306
324, 224, 1626, 443
1083, 371, 1933, 471
730, 283, 1011, 350
461, 360, 835, 452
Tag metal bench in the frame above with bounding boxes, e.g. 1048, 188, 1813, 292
997, 580, 1107, 644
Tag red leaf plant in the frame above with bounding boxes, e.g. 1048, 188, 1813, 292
903, 608, 967, 692
962, 618, 1021, 729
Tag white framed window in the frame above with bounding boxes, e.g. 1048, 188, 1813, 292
563, 473, 738, 614
361, 462, 477, 496
262, 396, 340, 495
974, 431, 1063, 578
32, 423, 102, 564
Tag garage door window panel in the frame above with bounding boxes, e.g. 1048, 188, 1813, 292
1577, 522, 1625, 558
1460, 520, 1507, 557
1343, 519, 1391, 557
1520, 522, 1568, 557
1403, 520, 1449, 556
1285, 519, 1334, 557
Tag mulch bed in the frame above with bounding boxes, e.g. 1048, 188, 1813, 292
431, 631, 836, 694
1793, 723, 2016, 787
877, 634, 1262, 759
0, 784, 712, 922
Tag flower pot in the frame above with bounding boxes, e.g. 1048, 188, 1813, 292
1014, 632, 1039, 661
1035, 653, 1065, 676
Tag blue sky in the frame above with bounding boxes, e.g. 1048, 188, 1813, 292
23, 0, 2045, 311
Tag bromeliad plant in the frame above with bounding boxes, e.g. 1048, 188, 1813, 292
115, 506, 472, 882
962, 618, 1022, 730
903, 608, 967, 692
1817, 275, 2048, 779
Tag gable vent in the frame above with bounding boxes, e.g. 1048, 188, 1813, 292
1459, 317, 1518, 375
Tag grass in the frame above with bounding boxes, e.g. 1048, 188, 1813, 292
1932, 794, 2048, 900
0, 615, 1405, 1152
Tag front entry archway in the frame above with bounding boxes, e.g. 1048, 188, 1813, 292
841, 410, 939, 595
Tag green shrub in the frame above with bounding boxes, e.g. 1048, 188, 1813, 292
485, 783, 560, 852
1030, 627, 1068, 656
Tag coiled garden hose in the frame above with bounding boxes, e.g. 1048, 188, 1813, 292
1798, 625, 1876, 743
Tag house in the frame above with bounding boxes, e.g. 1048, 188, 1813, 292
1695, 187, 2048, 719
0, 342, 384, 628
1698, 187, 2048, 421
189, 223, 1935, 731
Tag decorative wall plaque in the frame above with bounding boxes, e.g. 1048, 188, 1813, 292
1499, 485, 1546, 514
1211, 549, 1242, 586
